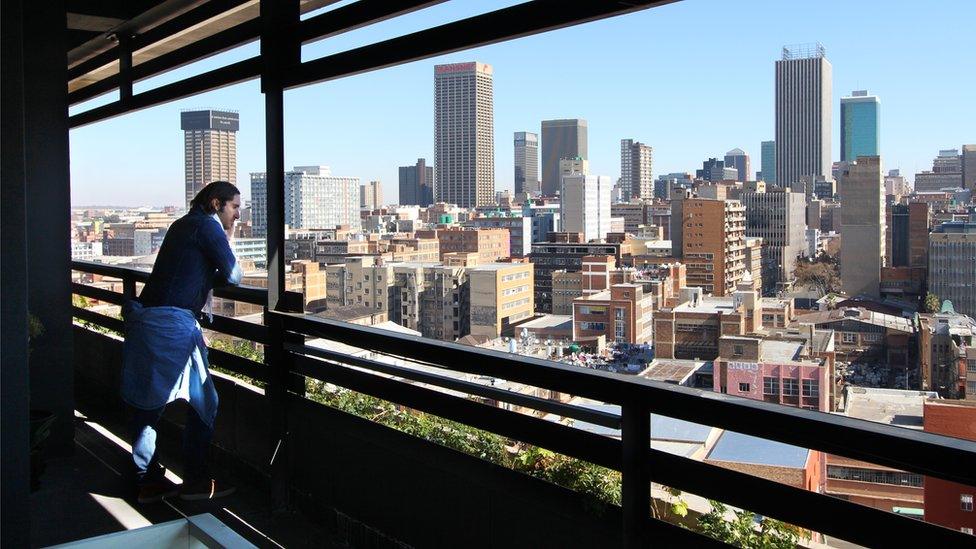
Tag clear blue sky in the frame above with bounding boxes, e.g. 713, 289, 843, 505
69, 0, 976, 207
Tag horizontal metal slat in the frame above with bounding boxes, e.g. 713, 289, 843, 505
206, 347, 266, 383
73, 306, 124, 333
205, 315, 268, 344
72, 283, 124, 305
292, 354, 620, 471
72, 260, 150, 282
277, 311, 633, 404
648, 448, 973, 548
289, 341, 621, 430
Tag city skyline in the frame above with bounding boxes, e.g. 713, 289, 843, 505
68, 0, 976, 206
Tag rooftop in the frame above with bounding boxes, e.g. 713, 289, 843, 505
796, 308, 914, 333
515, 314, 573, 330
706, 431, 810, 469
639, 359, 709, 385
761, 340, 804, 363
842, 387, 940, 429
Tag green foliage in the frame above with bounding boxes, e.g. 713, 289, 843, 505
923, 292, 941, 313
697, 500, 807, 548
303, 380, 621, 505
208, 338, 265, 388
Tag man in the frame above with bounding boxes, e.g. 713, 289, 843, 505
121, 181, 242, 503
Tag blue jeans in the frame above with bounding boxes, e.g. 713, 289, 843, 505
131, 404, 213, 484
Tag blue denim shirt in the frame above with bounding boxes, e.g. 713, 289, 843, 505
138, 206, 241, 318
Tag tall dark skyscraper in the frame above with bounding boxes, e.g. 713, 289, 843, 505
962, 144, 976, 191
541, 119, 587, 196
775, 43, 832, 189
399, 158, 434, 206
181, 109, 238, 209
514, 131, 539, 196
724, 148, 750, 182
434, 62, 494, 208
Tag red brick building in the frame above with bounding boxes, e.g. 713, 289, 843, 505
923, 399, 976, 535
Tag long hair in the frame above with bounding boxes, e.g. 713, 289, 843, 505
190, 181, 240, 214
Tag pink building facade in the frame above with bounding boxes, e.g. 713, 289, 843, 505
715, 360, 829, 412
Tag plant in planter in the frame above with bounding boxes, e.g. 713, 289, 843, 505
28, 313, 56, 491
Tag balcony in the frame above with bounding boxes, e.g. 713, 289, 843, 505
51, 261, 976, 548
5, 1, 976, 547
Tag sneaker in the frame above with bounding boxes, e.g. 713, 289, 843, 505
179, 478, 236, 501
137, 478, 180, 504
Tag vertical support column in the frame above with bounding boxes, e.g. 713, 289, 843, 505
1, 1, 31, 544
117, 33, 133, 103
261, 0, 300, 512
25, 0, 73, 459
621, 396, 651, 548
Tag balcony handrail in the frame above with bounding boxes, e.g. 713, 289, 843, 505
276, 310, 976, 487
70, 260, 976, 546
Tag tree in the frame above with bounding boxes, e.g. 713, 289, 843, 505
794, 257, 841, 297
697, 500, 807, 548
923, 292, 941, 313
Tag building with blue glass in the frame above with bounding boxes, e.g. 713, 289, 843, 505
760, 140, 775, 184
840, 90, 880, 162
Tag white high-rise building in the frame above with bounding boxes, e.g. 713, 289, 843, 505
775, 43, 832, 190
560, 174, 612, 242
434, 62, 494, 208
620, 139, 653, 201
182, 110, 238, 209
250, 166, 360, 237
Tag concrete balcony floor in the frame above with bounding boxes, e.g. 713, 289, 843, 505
29, 402, 340, 548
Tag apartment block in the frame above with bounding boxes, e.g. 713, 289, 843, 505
417, 227, 510, 264
529, 240, 622, 313
468, 263, 534, 338
714, 336, 830, 411
572, 283, 654, 345
741, 187, 806, 294
928, 222, 976, 317
677, 197, 746, 296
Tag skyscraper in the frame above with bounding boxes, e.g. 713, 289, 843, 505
775, 44, 832, 189
961, 144, 976, 191
360, 180, 382, 209
514, 131, 539, 196
560, 174, 612, 242
696, 158, 737, 181
915, 149, 963, 191
840, 156, 885, 298
724, 148, 750, 182
434, 62, 494, 208
673, 195, 747, 297
620, 139, 654, 200
760, 140, 776, 184
840, 90, 880, 162
181, 109, 238, 208
541, 119, 587, 196
399, 158, 434, 207
929, 222, 976, 317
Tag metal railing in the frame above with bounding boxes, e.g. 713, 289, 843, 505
71, 260, 976, 547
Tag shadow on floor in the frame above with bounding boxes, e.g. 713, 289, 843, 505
30, 405, 344, 548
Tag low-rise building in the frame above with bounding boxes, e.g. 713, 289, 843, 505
795, 307, 915, 369
468, 263, 534, 338
571, 283, 654, 346
918, 311, 976, 396
922, 399, 976, 535
714, 337, 830, 411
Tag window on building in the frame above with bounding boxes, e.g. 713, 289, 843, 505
783, 378, 799, 396
967, 360, 976, 373
802, 379, 819, 398
962, 527, 974, 535
763, 377, 778, 395
842, 333, 857, 344
738, 383, 750, 393
733, 344, 744, 356
963, 494, 974, 512
863, 332, 881, 342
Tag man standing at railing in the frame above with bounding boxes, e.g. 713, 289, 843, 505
121, 180, 242, 504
